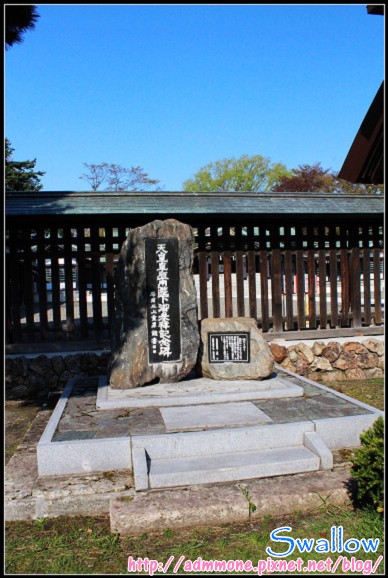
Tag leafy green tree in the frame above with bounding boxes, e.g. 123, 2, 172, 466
5, 5, 40, 49
273, 162, 383, 195
5, 138, 45, 192
80, 162, 161, 191
183, 154, 290, 192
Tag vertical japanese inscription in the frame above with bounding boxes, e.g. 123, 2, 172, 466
146, 238, 181, 363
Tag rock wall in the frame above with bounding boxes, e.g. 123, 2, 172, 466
269, 338, 384, 383
5, 337, 384, 400
5, 352, 111, 401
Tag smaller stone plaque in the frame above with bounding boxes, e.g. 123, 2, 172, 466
199, 317, 274, 380
208, 332, 250, 363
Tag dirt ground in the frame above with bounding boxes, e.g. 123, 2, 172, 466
5, 401, 43, 464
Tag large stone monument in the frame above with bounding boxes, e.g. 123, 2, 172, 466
109, 219, 200, 388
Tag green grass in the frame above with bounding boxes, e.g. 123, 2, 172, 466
324, 378, 384, 411
6, 506, 384, 575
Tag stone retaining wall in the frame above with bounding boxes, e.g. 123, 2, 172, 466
5, 337, 385, 400
5, 352, 111, 401
269, 338, 384, 383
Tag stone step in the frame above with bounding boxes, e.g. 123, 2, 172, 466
148, 446, 321, 489
131, 421, 332, 490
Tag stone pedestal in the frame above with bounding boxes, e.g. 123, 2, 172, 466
199, 317, 274, 380
109, 219, 200, 388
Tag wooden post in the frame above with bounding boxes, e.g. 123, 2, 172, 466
210, 225, 220, 318
307, 249, 316, 329
340, 248, 350, 326
284, 249, 294, 330
329, 248, 339, 328
50, 227, 62, 335
76, 226, 89, 338
350, 247, 362, 328
318, 249, 327, 329
260, 251, 269, 331
373, 248, 382, 324
247, 225, 257, 320
36, 227, 49, 338
296, 249, 305, 329
23, 230, 36, 339
91, 225, 103, 341
235, 225, 245, 317
272, 248, 283, 332
363, 247, 371, 325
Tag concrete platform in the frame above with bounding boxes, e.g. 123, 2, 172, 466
35, 369, 382, 482
5, 366, 384, 532
4, 396, 353, 529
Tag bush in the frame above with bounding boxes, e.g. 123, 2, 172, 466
350, 416, 384, 513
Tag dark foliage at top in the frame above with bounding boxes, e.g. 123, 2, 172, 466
5, 5, 40, 48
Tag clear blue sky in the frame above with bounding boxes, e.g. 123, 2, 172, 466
5, 3, 384, 191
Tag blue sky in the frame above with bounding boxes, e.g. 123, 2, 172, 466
5, 3, 384, 191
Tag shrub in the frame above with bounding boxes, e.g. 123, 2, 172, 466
350, 417, 384, 513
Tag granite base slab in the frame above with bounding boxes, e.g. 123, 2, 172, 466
97, 374, 303, 409
35, 369, 383, 483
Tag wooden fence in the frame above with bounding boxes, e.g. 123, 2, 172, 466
6, 215, 384, 346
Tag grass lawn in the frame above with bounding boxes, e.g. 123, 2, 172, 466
323, 378, 384, 411
5, 506, 384, 575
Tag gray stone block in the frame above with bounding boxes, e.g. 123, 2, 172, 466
148, 447, 320, 489
304, 431, 333, 469
245, 467, 352, 520
132, 421, 314, 463
313, 414, 381, 449
131, 421, 316, 490
37, 437, 132, 477
110, 484, 248, 534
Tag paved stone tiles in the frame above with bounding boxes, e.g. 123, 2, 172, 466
255, 391, 373, 423
52, 377, 167, 441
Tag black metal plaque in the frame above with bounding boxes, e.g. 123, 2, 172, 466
145, 238, 181, 363
208, 332, 250, 363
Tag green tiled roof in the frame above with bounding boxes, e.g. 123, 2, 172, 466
6, 190, 384, 217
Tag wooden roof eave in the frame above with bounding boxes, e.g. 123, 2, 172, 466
338, 81, 384, 185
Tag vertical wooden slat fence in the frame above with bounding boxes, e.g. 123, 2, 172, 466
5, 215, 384, 345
